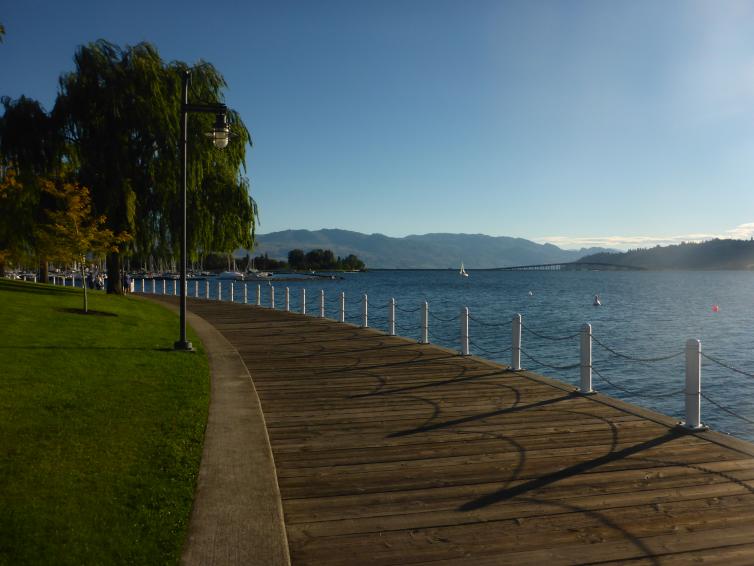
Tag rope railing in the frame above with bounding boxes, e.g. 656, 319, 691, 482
701, 352, 754, 379
468, 314, 509, 329
592, 367, 683, 400
469, 340, 512, 357
128, 279, 752, 439
428, 311, 460, 323
428, 327, 456, 344
700, 392, 754, 425
395, 304, 423, 313
592, 335, 684, 363
520, 348, 581, 372
396, 322, 420, 333
521, 322, 581, 342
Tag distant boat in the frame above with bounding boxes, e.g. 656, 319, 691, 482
246, 270, 272, 279
593, 294, 601, 306
218, 271, 245, 280
460, 262, 469, 278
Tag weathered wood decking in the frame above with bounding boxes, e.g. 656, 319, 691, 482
185, 299, 754, 565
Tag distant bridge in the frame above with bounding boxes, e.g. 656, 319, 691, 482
491, 261, 646, 271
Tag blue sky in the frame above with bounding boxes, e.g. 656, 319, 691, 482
3, 0, 754, 249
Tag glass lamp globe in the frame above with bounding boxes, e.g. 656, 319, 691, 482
206, 113, 230, 149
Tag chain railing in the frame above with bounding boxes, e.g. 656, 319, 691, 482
127, 277, 753, 439
521, 322, 581, 342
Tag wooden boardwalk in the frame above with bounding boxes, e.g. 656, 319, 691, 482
184, 299, 754, 565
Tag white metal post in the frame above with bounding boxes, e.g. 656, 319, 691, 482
683, 339, 705, 430
301, 288, 306, 314
141, 278, 145, 293
174, 280, 178, 296
152, 279, 156, 294
243, 283, 248, 304
230, 281, 235, 302
421, 301, 429, 344
320, 290, 325, 318
205, 280, 209, 299
339, 292, 345, 323
256, 284, 261, 306
193, 280, 198, 297
388, 298, 396, 336
162, 280, 166, 295
217, 281, 221, 301
580, 323, 593, 394
512, 314, 522, 371
461, 307, 470, 355
285, 287, 290, 311
270, 285, 275, 309
362, 294, 368, 328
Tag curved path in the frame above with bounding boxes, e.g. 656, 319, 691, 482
152, 296, 754, 565
151, 296, 290, 566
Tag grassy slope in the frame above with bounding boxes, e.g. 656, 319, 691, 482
0, 279, 209, 565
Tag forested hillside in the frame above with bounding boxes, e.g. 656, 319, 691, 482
579, 239, 754, 269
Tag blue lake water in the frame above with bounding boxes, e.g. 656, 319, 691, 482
139, 270, 754, 443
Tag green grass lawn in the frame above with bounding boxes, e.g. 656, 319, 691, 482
0, 279, 210, 565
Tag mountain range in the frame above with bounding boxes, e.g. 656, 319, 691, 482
246, 229, 611, 269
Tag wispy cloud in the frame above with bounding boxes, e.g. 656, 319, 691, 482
538, 222, 754, 251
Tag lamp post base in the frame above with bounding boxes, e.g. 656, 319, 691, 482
174, 340, 194, 352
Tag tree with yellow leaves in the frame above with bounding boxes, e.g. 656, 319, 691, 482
36, 178, 130, 313
0, 166, 31, 274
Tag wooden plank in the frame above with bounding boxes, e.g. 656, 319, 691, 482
181, 300, 754, 564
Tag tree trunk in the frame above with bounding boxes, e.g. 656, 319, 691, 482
106, 252, 123, 295
39, 260, 49, 284
0, 260, 5, 277
81, 264, 88, 313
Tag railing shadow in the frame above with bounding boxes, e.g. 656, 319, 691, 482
459, 430, 683, 511
389, 393, 572, 438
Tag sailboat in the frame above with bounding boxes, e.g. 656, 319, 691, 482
218, 256, 245, 280
459, 261, 469, 278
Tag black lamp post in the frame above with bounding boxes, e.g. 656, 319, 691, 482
174, 69, 231, 351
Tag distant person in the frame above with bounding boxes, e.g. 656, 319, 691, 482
95, 274, 104, 290
123, 273, 131, 294
86, 272, 94, 289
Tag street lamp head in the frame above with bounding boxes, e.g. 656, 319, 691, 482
206, 112, 230, 149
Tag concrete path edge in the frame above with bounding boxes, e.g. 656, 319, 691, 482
147, 297, 291, 565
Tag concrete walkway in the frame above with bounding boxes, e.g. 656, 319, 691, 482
149, 296, 290, 566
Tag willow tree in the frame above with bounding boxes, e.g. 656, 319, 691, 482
0, 95, 64, 278
55, 40, 256, 293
